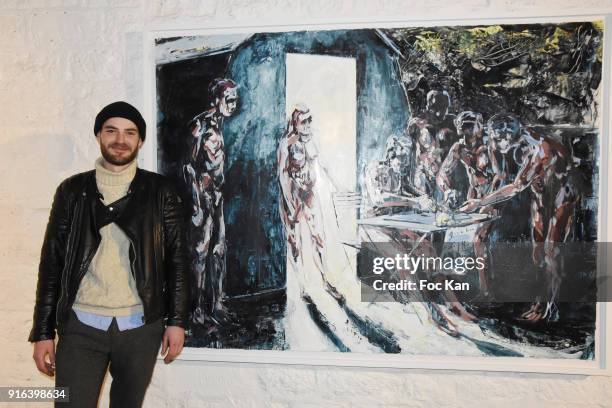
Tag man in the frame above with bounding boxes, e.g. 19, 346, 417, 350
29, 101, 189, 407
184, 78, 238, 327
411, 121, 443, 197
362, 134, 434, 216
483, 113, 524, 194
436, 110, 492, 316
407, 89, 457, 196
437, 111, 491, 207
408, 90, 457, 151
460, 116, 580, 321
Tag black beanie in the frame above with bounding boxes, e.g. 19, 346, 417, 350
93, 101, 146, 141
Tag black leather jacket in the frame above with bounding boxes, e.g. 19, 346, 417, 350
28, 168, 190, 342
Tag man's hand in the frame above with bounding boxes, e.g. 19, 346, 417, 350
459, 198, 480, 213
183, 164, 197, 189
443, 189, 459, 208
213, 242, 226, 257
160, 326, 185, 364
33, 339, 55, 376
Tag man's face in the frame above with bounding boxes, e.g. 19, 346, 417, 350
394, 137, 412, 165
218, 87, 238, 117
489, 122, 518, 154
426, 95, 449, 123
296, 112, 312, 136
96, 117, 143, 166
457, 120, 482, 144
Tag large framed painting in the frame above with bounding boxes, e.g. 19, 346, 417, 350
143, 16, 612, 374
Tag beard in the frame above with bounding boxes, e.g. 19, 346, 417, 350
100, 142, 139, 166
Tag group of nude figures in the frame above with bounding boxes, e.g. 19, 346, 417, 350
184, 77, 580, 332
364, 89, 581, 323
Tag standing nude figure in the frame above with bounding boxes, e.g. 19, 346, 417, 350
185, 78, 238, 326
277, 105, 344, 302
437, 111, 497, 304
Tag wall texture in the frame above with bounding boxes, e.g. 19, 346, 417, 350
1, 1, 612, 407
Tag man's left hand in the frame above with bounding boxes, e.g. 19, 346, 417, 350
161, 326, 185, 364
213, 242, 226, 257
459, 198, 480, 213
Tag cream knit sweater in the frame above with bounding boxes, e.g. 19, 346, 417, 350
72, 157, 144, 316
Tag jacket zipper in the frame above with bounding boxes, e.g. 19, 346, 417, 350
125, 233, 145, 323
56, 194, 83, 327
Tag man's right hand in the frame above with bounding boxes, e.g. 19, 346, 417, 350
443, 189, 459, 208
33, 339, 56, 376
183, 164, 196, 182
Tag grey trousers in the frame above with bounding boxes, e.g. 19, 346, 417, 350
55, 310, 164, 407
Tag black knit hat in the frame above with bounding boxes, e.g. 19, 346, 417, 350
93, 101, 146, 141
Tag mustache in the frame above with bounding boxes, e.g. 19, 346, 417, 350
110, 143, 130, 150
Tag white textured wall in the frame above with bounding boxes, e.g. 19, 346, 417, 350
2, 1, 612, 407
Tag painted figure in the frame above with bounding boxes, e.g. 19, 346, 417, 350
437, 111, 498, 300
410, 118, 442, 197
362, 133, 472, 331
485, 113, 524, 193
437, 111, 491, 205
460, 117, 581, 322
185, 78, 238, 326
277, 105, 344, 302
363, 134, 426, 216
424, 89, 458, 157
408, 90, 457, 196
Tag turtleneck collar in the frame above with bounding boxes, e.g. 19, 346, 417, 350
95, 157, 138, 187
